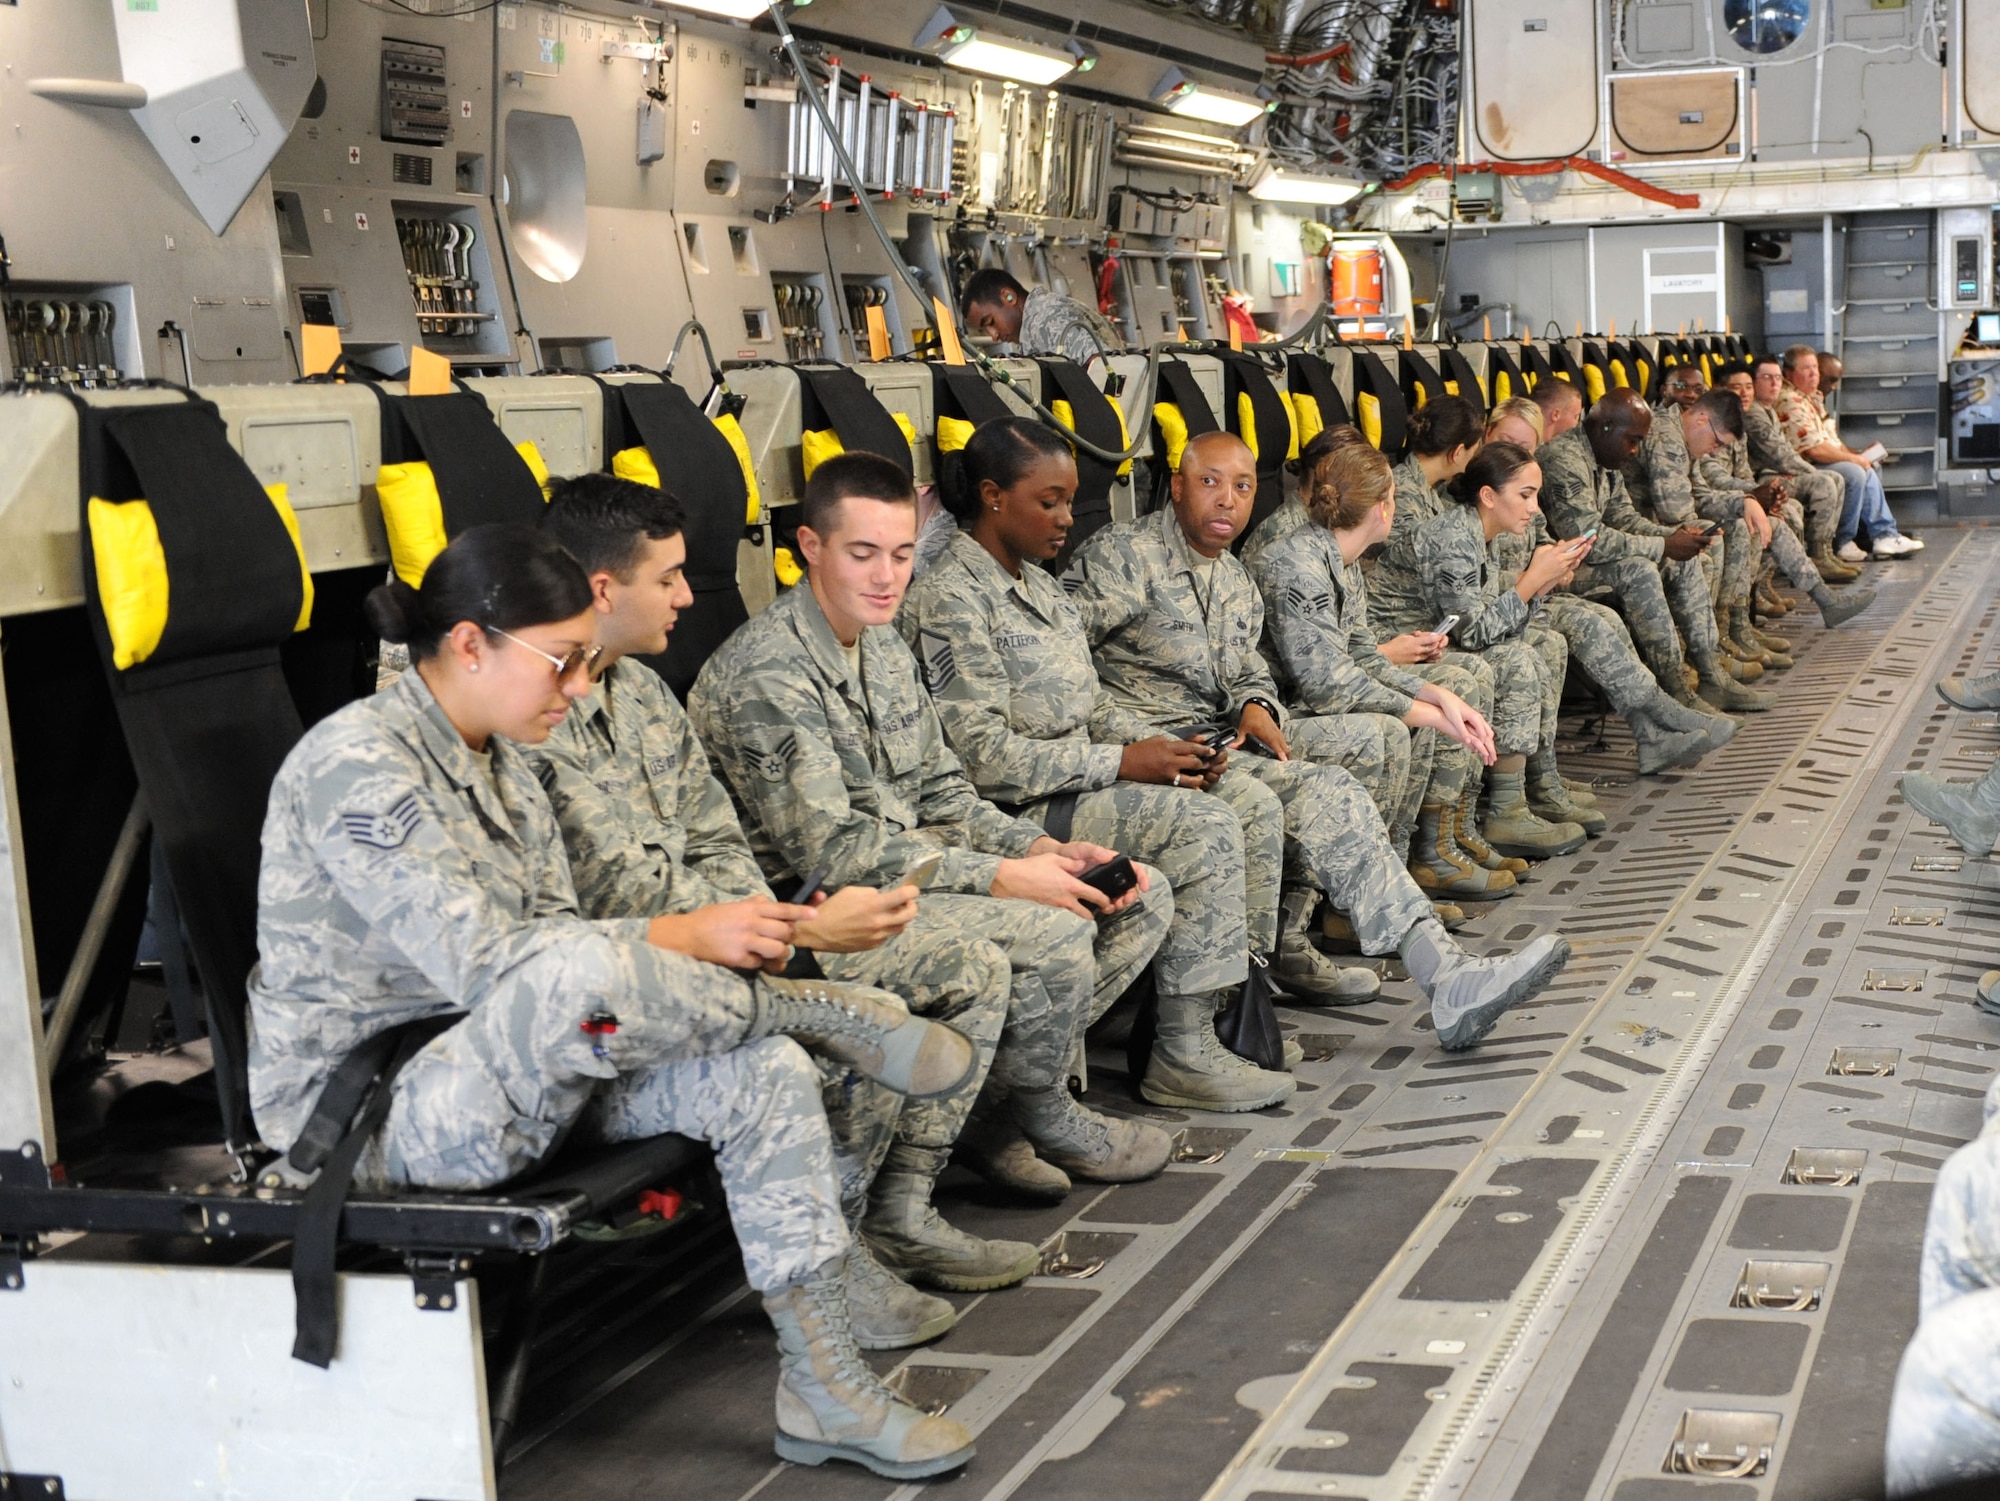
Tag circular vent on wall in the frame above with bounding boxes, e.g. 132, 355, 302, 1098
502, 110, 587, 283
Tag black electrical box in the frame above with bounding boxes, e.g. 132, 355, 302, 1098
381, 38, 451, 148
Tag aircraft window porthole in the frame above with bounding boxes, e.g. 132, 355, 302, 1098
1724, 0, 1811, 55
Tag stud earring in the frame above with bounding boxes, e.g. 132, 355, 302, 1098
468, 662, 480, 673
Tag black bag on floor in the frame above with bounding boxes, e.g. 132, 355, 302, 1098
1213, 956, 1286, 1073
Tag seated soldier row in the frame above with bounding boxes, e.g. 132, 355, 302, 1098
244, 428, 1577, 1482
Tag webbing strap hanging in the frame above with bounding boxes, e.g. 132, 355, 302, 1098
1400, 349, 1447, 412
1037, 358, 1123, 566
393, 393, 547, 533
290, 1012, 462, 1367
1217, 352, 1294, 545
616, 383, 747, 593
1156, 359, 1220, 433
1440, 347, 1486, 411
1348, 348, 1408, 457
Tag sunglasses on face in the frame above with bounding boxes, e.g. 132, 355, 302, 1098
491, 627, 603, 680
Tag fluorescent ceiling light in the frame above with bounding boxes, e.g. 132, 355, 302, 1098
916, 7, 1076, 86
657, 0, 773, 19
1153, 66, 1270, 128
1248, 166, 1365, 205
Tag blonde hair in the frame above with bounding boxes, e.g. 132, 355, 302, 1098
1306, 443, 1394, 531
1486, 396, 1544, 444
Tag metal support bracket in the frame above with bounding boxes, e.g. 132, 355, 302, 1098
0, 1476, 66, 1500
405, 1252, 469, 1313
0, 1235, 28, 1291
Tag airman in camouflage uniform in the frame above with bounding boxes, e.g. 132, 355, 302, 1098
1063, 500, 1436, 956
250, 665, 887, 1285
1015, 286, 1124, 370
690, 576, 1174, 1278
1363, 453, 1452, 638
1625, 400, 1755, 619
1062, 434, 1576, 1050
900, 527, 1295, 1111
1747, 386, 1846, 558
1536, 421, 1763, 710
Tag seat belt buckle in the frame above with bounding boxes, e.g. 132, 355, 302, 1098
581, 1010, 619, 1060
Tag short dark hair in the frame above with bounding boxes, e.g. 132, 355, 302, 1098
960, 268, 1027, 316
540, 472, 684, 580
1447, 440, 1537, 508
1690, 387, 1743, 439
946, 417, 1074, 520
1532, 379, 1584, 417
802, 450, 916, 535
363, 524, 591, 661
1752, 354, 1783, 376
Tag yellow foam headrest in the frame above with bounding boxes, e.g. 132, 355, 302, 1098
90, 482, 312, 671
1410, 383, 1429, 410
774, 545, 803, 587
1290, 392, 1325, 448
1153, 403, 1191, 473
801, 412, 918, 480
375, 460, 451, 589
1610, 363, 1631, 389
516, 439, 550, 500
936, 415, 976, 454
1494, 371, 1514, 404
1584, 367, 1606, 404
1235, 391, 1260, 461
714, 413, 763, 525
1104, 394, 1135, 477
1356, 390, 1383, 451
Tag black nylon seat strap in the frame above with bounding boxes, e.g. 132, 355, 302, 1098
1036, 358, 1124, 567
798, 366, 914, 475
1288, 353, 1352, 431
394, 393, 547, 533
290, 1012, 462, 1368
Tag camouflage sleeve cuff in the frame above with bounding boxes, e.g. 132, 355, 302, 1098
597, 916, 656, 944
943, 849, 1006, 894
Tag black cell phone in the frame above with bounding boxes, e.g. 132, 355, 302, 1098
1078, 855, 1138, 906
1701, 522, 1724, 536
1240, 733, 1280, 758
789, 870, 825, 903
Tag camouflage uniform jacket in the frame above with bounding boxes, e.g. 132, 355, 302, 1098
1747, 399, 1816, 477
1537, 426, 1670, 563
526, 655, 772, 921
246, 667, 654, 1152
1248, 520, 1422, 717
1699, 418, 1760, 498
1413, 501, 1532, 652
1237, 494, 1309, 574
1063, 504, 1288, 743
897, 530, 1123, 805
688, 580, 1047, 897
1626, 402, 1745, 525
1016, 287, 1122, 369
1364, 454, 1449, 634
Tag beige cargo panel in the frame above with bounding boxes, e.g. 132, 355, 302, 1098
1468, 0, 1600, 162
1610, 68, 1744, 163
1966, 1, 2000, 137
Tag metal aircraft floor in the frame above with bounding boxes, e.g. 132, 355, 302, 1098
490, 529, 2000, 1501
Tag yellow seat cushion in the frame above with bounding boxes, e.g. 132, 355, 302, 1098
515, 439, 550, 500
802, 412, 918, 480
713, 413, 763, 525
1291, 392, 1325, 448
90, 482, 312, 671
935, 415, 976, 454
375, 459, 451, 588
1153, 402, 1192, 472
1584, 366, 1606, 404
611, 445, 663, 488
774, 545, 803, 587
1356, 390, 1382, 450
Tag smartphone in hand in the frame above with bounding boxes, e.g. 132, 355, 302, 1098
902, 851, 945, 890
1078, 855, 1137, 907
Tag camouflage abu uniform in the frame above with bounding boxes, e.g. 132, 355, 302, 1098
1695, 420, 1827, 593
1248, 516, 1494, 851
1537, 426, 1722, 695
1063, 506, 1434, 956
246, 667, 848, 1291
1363, 454, 1450, 639
1624, 402, 1752, 612
1409, 501, 1562, 756
523, 655, 914, 1225
1745, 396, 1843, 554
688, 582, 1171, 1146
900, 530, 1254, 1002
1015, 286, 1123, 370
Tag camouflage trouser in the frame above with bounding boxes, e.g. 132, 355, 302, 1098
1707, 517, 1757, 612
1788, 469, 1843, 553
1410, 658, 1490, 814
1542, 592, 1658, 716
1885, 1285, 2000, 1497
823, 881, 1168, 1151
1454, 637, 1548, 757
1572, 554, 1704, 694
1763, 508, 1824, 592
1041, 781, 1252, 1000
1523, 623, 1568, 749
1211, 756, 1435, 956
366, 966, 850, 1290
1289, 712, 1416, 849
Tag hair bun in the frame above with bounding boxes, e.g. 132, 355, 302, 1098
362, 578, 423, 644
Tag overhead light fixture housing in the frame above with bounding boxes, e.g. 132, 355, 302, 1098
1063, 38, 1099, 73
1248, 165, 1366, 205
1152, 66, 1272, 129
916, 6, 1077, 86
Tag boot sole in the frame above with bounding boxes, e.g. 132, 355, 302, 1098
1141, 1079, 1295, 1112
1487, 835, 1586, 860
1435, 938, 1574, 1051
853, 1307, 961, 1350
892, 1252, 1041, 1293
1938, 682, 2000, 712
775, 1432, 976, 1479
1444, 882, 1516, 902
1897, 782, 1997, 857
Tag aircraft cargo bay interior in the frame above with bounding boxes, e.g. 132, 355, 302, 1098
6, 2, 2000, 1499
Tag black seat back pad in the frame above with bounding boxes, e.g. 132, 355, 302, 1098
391, 391, 547, 532
798, 366, 914, 475
1037, 357, 1125, 568
1288, 352, 1352, 432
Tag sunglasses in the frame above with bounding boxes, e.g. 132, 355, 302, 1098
491, 627, 603, 680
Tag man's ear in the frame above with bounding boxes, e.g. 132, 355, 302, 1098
796, 524, 824, 568
588, 569, 618, 613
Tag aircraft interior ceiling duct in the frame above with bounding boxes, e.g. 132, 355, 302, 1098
110, 0, 317, 236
